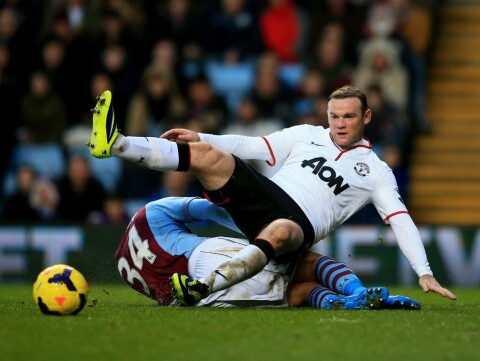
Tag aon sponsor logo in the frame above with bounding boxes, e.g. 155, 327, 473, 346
301, 157, 350, 195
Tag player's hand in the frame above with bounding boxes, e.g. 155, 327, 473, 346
419, 274, 457, 300
161, 128, 200, 143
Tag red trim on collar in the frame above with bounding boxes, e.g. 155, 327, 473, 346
329, 134, 373, 161
261, 136, 276, 166
383, 210, 409, 223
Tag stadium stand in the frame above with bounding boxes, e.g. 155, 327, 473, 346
409, 0, 480, 225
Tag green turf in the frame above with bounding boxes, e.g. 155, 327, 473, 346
0, 284, 478, 361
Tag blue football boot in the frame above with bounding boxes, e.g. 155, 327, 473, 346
324, 286, 389, 310
382, 295, 421, 310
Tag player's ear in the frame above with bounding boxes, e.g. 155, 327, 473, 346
363, 109, 372, 125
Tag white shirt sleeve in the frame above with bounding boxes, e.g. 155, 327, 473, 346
388, 213, 433, 277
372, 169, 408, 223
198, 128, 296, 166
198, 133, 274, 161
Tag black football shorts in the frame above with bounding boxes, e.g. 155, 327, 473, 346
203, 155, 315, 249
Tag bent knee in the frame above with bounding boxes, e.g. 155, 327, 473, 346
258, 219, 304, 253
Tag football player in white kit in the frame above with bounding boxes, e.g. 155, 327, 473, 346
88, 86, 456, 306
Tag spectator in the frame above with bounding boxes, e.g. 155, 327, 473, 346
200, 0, 263, 63
0, 43, 20, 185
353, 37, 409, 113
364, 84, 406, 153
147, 0, 203, 68
259, 0, 308, 64
391, 0, 433, 133
149, 171, 201, 201
57, 155, 106, 222
38, 7, 92, 126
250, 51, 292, 126
2, 165, 39, 222
292, 69, 325, 118
36, 36, 74, 124
147, 38, 190, 95
125, 65, 187, 137
307, 0, 368, 65
30, 176, 59, 222
185, 75, 229, 134
103, 194, 130, 224
307, 22, 352, 94
89, 194, 130, 225
0, 6, 38, 88
90, 7, 140, 54
18, 70, 66, 144
222, 96, 283, 136
98, 0, 147, 40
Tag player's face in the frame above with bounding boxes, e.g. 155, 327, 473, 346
327, 97, 371, 148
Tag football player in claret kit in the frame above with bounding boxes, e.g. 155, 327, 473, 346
89, 86, 456, 306
115, 196, 420, 309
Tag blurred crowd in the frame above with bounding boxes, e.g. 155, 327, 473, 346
0, 0, 435, 225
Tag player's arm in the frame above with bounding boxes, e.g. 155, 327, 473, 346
150, 196, 242, 234
388, 214, 456, 300
162, 128, 296, 164
185, 197, 242, 234
373, 171, 456, 300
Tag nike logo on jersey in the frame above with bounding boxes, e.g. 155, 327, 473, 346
310, 142, 325, 147
301, 156, 350, 195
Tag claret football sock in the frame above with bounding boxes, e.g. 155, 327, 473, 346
308, 286, 339, 309
314, 255, 365, 296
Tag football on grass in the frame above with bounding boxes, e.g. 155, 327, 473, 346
33, 264, 89, 315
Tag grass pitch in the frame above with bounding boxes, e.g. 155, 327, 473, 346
0, 284, 478, 361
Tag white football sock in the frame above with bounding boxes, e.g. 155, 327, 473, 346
201, 244, 268, 294
112, 135, 179, 171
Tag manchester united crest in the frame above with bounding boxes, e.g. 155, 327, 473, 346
354, 162, 370, 177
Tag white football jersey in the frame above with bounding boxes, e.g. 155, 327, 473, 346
265, 125, 407, 242
202, 125, 407, 243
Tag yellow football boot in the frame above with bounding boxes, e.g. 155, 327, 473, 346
87, 90, 119, 158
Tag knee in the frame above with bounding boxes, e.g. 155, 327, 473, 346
258, 219, 304, 253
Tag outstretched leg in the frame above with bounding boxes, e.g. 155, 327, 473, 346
88, 90, 235, 191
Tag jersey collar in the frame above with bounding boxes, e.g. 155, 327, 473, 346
329, 134, 373, 161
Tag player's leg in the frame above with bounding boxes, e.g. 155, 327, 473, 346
88, 90, 235, 190
191, 219, 303, 300
309, 284, 388, 310
188, 237, 291, 307
294, 252, 420, 310
294, 252, 367, 296
288, 282, 388, 310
